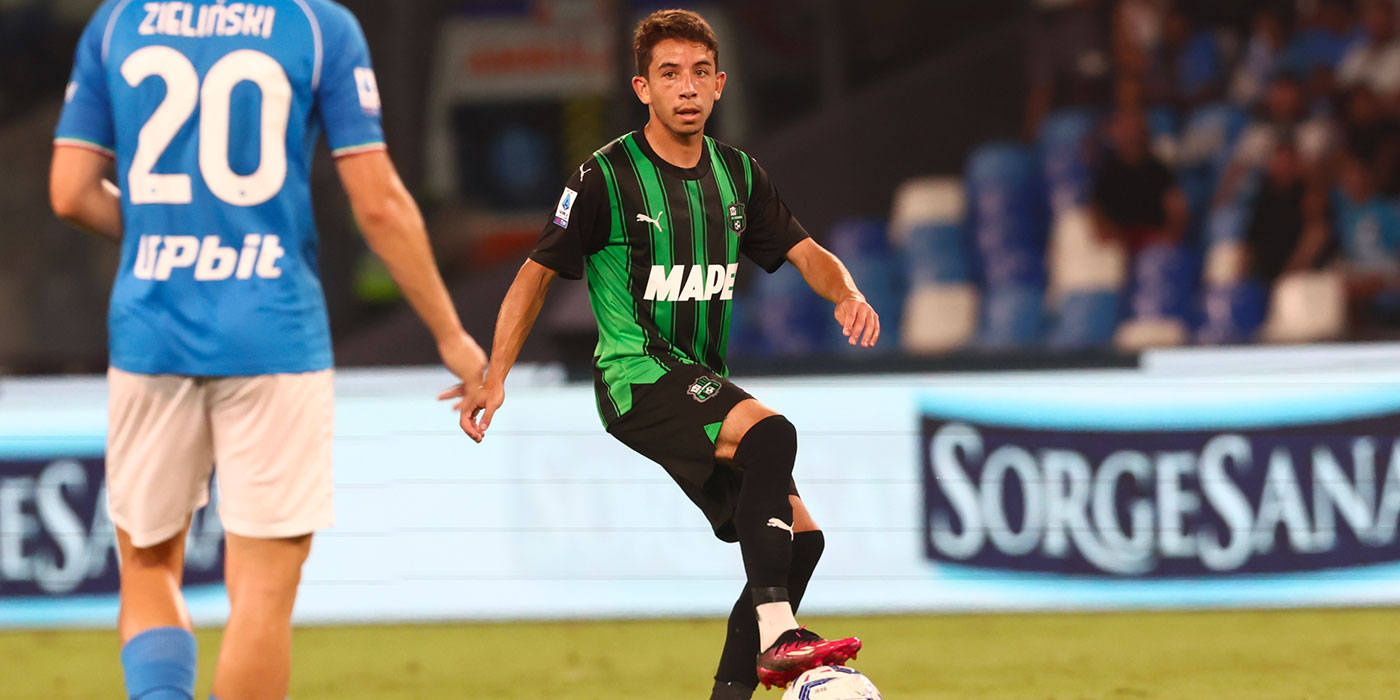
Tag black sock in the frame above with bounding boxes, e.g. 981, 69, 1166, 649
712, 530, 826, 697
732, 416, 798, 595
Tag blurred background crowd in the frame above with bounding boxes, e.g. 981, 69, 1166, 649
4, 0, 1400, 376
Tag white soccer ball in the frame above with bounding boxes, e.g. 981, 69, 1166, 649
780, 665, 882, 700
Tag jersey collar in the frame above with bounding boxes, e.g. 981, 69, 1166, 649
631, 130, 714, 181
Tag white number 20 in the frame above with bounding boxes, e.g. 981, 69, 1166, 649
121, 46, 291, 207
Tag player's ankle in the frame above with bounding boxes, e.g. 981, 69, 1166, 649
710, 679, 756, 700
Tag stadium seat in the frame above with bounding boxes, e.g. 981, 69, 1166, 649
1045, 207, 1126, 304
1113, 244, 1199, 350
1260, 269, 1346, 343
752, 264, 828, 356
825, 218, 903, 353
1116, 317, 1189, 349
1129, 243, 1198, 321
1194, 280, 1268, 345
901, 283, 979, 355
1048, 289, 1121, 349
978, 285, 1045, 349
1042, 207, 1126, 350
889, 176, 964, 248
965, 142, 1047, 290
1037, 108, 1100, 216
905, 221, 973, 286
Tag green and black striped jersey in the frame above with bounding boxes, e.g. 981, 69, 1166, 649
529, 131, 809, 425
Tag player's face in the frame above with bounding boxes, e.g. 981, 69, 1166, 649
633, 39, 725, 137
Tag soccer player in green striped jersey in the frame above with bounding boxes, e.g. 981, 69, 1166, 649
449, 9, 879, 696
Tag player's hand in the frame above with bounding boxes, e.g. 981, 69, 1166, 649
835, 295, 880, 348
437, 331, 487, 386
456, 380, 505, 443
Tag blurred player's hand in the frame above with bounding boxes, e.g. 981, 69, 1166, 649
835, 295, 880, 348
437, 332, 487, 386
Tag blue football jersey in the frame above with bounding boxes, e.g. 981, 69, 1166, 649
55, 0, 387, 375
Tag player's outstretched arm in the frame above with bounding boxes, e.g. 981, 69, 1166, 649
336, 150, 486, 384
448, 259, 557, 443
786, 238, 880, 348
50, 145, 121, 240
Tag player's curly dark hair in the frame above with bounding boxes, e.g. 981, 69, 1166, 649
633, 9, 719, 78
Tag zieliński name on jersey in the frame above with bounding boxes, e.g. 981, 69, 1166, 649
139, 2, 277, 40
643, 264, 739, 302
131, 234, 285, 281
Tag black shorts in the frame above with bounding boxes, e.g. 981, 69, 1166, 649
605, 364, 797, 542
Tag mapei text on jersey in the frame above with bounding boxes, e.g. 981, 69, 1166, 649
139, 2, 277, 40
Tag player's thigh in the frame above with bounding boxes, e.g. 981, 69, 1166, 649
208, 369, 334, 539
714, 398, 781, 463
107, 368, 215, 548
222, 532, 312, 607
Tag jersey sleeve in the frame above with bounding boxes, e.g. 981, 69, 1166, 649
528, 161, 610, 280
314, 5, 387, 158
741, 157, 811, 273
54, 4, 117, 156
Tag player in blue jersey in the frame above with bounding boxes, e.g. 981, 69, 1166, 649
49, 2, 485, 699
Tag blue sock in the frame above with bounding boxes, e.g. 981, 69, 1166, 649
120, 627, 197, 700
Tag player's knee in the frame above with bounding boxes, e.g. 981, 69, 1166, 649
794, 529, 825, 562
733, 414, 798, 475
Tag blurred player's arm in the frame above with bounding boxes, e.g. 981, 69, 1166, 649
335, 150, 485, 383
49, 145, 121, 240
786, 239, 880, 348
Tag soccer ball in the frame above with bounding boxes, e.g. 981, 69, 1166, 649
780, 665, 882, 699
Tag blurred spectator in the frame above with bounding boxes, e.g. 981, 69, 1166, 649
1242, 139, 1332, 285
1341, 85, 1400, 194
1337, 0, 1400, 106
1218, 76, 1337, 202
1143, 6, 1227, 109
1230, 6, 1291, 106
1112, 0, 1166, 76
1333, 150, 1400, 317
1287, 0, 1363, 75
1025, 0, 1113, 137
1090, 108, 1188, 252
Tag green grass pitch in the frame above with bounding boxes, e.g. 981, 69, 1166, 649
5, 608, 1399, 699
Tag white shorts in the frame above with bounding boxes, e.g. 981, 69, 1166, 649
106, 367, 335, 547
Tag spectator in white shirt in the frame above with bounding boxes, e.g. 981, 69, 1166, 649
1337, 0, 1400, 105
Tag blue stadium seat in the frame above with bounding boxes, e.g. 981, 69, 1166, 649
1048, 289, 1121, 350
904, 221, 973, 286
725, 294, 768, 359
965, 142, 1047, 289
978, 286, 1044, 349
1194, 280, 1267, 345
826, 216, 890, 260
1129, 244, 1198, 321
1037, 108, 1100, 215
751, 264, 827, 356
825, 218, 903, 353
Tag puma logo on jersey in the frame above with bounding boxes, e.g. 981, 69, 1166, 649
132, 234, 285, 281
643, 264, 738, 302
635, 211, 664, 231
579, 164, 592, 181
766, 518, 795, 540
